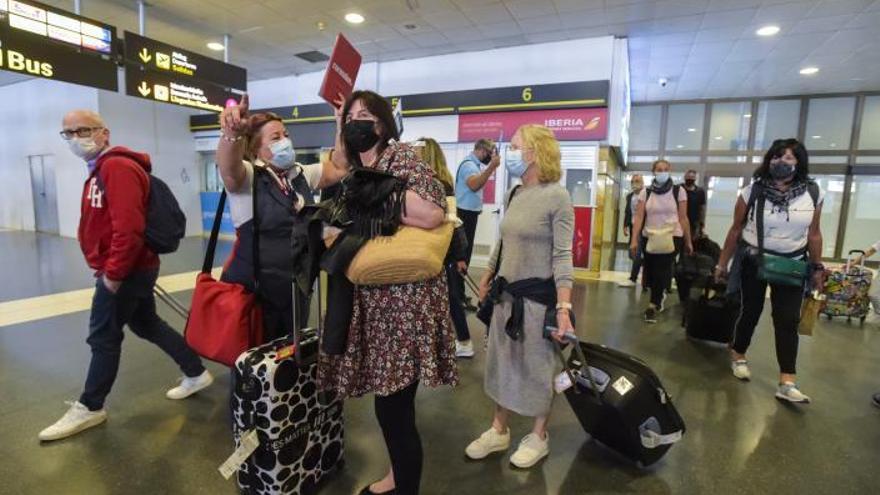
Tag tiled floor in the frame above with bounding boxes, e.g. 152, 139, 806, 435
2, 231, 879, 494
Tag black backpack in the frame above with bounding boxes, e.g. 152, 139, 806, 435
95, 171, 186, 254
144, 175, 186, 254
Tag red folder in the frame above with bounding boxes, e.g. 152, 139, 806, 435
319, 34, 362, 107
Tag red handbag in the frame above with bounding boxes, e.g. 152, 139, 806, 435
185, 186, 263, 366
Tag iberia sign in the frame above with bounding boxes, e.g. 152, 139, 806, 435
0, 0, 117, 90
123, 31, 245, 112
458, 108, 608, 142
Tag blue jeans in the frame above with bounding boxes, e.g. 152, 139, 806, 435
80, 270, 205, 411
445, 263, 470, 342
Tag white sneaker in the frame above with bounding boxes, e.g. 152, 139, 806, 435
455, 340, 475, 358
38, 401, 107, 442
776, 382, 811, 404
510, 432, 550, 469
731, 360, 751, 381
617, 279, 636, 288
166, 370, 214, 400
465, 427, 510, 460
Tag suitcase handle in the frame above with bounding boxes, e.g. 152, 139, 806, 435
639, 417, 683, 449
846, 250, 867, 273
545, 330, 605, 404
153, 284, 189, 320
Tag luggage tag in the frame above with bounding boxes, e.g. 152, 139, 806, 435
554, 371, 574, 394
218, 429, 260, 480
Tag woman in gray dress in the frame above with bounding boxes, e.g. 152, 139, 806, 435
465, 124, 575, 469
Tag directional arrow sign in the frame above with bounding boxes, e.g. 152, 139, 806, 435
139, 48, 152, 64
137, 81, 151, 97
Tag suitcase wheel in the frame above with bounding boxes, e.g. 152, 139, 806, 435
847, 317, 852, 323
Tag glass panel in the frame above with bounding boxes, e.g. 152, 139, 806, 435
809, 156, 849, 164
666, 104, 705, 151
842, 175, 880, 256
627, 155, 659, 163
811, 175, 845, 258
707, 155, 748, 163
630, 105, 662, 150
709, 102, 751, 151
704, 176, 746, 244
565, 169, 593, 207
616, 172, 684, 243
754, 99, 800, 151
663, 155, 701, 163
855, 156, 880, 165
858, 96, 880, 150
805, 97, 855, 151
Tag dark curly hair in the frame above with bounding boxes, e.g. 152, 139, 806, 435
753, 138, 810, 182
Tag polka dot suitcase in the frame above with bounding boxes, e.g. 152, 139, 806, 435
231, 283, 344, 494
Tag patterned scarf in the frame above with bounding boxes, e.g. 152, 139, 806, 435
757, 179, 808, 221
650, 178, 674, 195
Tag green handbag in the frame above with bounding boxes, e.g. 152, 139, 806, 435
758, 254, 807, 287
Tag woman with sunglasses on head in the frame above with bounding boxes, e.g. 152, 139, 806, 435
318, 91, 458, 495
217, 94, 349, 343
715, 138, 825, 404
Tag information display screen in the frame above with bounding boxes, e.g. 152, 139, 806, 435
0, 0, 118, 90
123, 31, 246, 112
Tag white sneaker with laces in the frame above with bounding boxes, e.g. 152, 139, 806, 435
617, 279, 636, 288
166, 370, 214, 400
465, 427, 510, 460
731, 360, 751, 381
455, 340, 475, 358
510, 432, 550, 469
776, 382, 811, 404
38, 401, 107, 442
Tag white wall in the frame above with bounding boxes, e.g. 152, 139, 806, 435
0, 77, 201, 238
0, 78, 98, 235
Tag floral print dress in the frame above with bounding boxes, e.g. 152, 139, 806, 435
318, 142, 459, 397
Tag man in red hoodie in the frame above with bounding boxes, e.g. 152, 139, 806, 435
39, 110, 213, 442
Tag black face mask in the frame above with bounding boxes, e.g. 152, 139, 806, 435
343, 119, 380, 153
769, 160, 796, 180
479, 152, 492, 165
685, 179, 696, 187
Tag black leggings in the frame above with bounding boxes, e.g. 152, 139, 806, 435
375, 381, 422, 495
643, 237, 684, 307
732, 257, 804, 374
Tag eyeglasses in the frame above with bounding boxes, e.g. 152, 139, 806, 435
60, 127, 103, 140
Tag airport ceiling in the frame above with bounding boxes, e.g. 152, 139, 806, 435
2, 0, 878, 102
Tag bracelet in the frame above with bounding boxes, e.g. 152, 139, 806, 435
221, 133, 243, 143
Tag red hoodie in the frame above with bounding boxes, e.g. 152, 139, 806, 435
78, 146, 159, 280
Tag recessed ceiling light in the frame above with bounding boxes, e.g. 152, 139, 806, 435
714, 136, 723, 140
345, 12, 365, 24
756, 25, 780, 37
743, 114, 751, 118
829, 143, 837, 147
811, 135, 822, 139
687, 128, 696, 132
676, 145, 684, 149
206, 42, 225, 51
800, 66, 819, 75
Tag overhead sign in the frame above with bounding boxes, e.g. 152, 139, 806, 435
0, 0, 118, 90
123, 31, 246, 112
459, 108, 608, 142
188, 81, 610, 131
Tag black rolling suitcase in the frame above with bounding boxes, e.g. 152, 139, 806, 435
549, 332, 685, 467
685, 282, 739, 344
227, 280, 344, 495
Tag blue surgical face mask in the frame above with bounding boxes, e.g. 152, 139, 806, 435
269, 138, 296, 170
505, 149, 528, 178
654, 172, 670, 184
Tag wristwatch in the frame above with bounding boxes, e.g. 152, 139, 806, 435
556, 302, 572, 312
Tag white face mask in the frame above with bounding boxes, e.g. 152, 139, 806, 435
68, 136, 102, 161
269, 138, 296, 170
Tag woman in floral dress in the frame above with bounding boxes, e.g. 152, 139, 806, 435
319, 90, 458, 495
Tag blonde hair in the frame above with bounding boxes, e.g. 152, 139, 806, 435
418, 137, 453, 188
518, 124, 561, 183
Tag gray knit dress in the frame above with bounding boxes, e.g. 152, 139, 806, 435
484, 182, 575, 417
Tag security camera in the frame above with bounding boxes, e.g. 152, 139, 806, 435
658, 78, 669, 88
